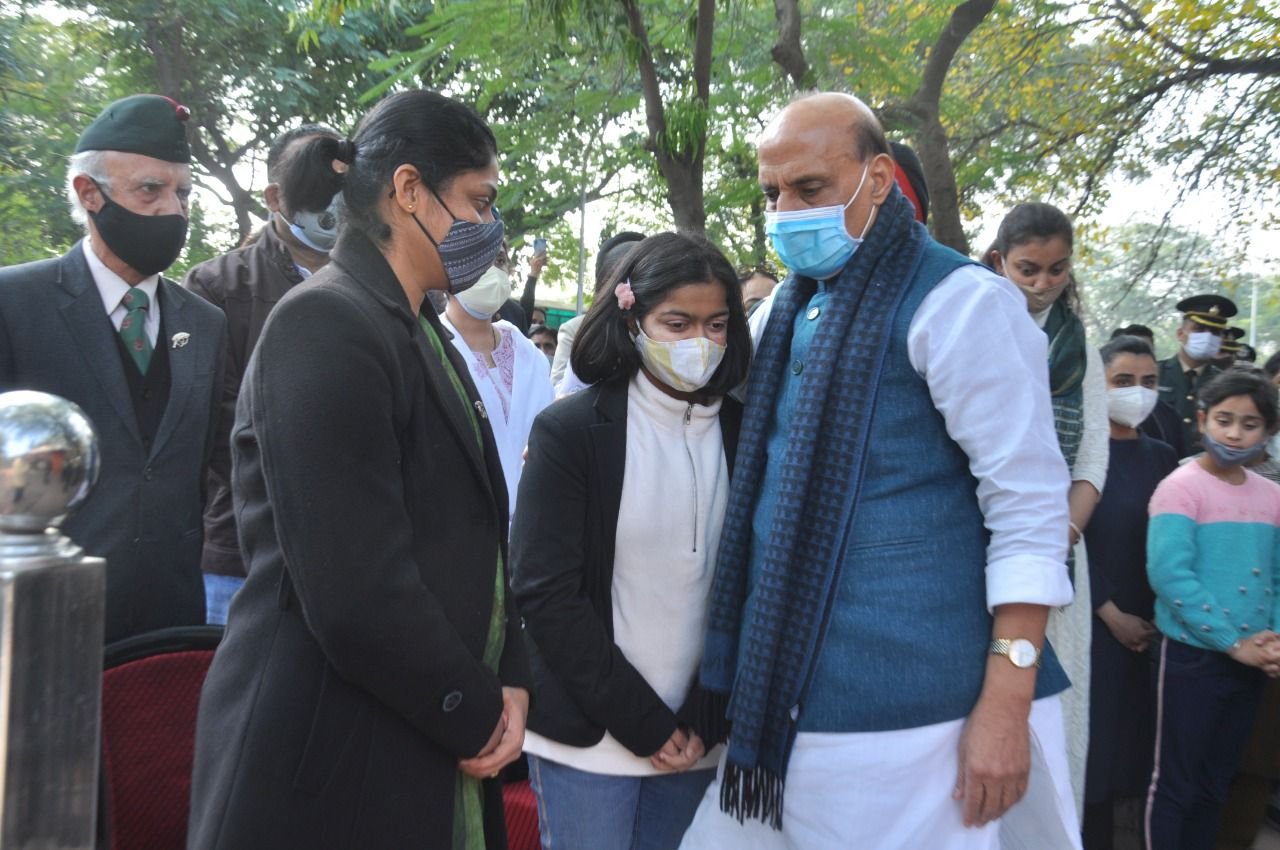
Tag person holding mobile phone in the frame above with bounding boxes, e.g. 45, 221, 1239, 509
513, 236, 548, 333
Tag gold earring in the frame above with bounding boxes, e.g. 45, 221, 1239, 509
407, 204, 415, 212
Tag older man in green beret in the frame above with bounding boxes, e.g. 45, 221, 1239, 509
0, 94, 228, 642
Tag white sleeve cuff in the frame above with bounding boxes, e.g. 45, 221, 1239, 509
986, 554, 1074, 612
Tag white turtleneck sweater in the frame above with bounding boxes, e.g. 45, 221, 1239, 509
522, 372, 729, 775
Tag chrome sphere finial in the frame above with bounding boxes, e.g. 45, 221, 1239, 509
0, 391, 99, 534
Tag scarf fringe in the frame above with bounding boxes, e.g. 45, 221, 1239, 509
719, 762, 784, 830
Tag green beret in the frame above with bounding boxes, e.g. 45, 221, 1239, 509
75, 94, 192, 163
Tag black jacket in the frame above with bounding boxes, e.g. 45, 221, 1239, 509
187, 230, 529, 850
510, 376, 740, 757
0, 242, 226, 642
184, 224, 307, 577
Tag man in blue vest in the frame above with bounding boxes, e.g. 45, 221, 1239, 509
681, 93, 1079, 849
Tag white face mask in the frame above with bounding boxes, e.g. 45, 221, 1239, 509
1107, 386, 1159, 428
455, 266, 512, 321
1184, 330, 1222, 361
633, 327, 727, 393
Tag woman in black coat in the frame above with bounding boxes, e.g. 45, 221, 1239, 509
509, 233, 750, 850
187, 90, 529, 850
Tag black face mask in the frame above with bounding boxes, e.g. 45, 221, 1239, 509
88, 183, 188, 277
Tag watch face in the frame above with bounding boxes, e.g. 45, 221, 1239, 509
1009, 639, 1038, 668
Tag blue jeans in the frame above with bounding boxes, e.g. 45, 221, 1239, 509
527, 754, 713, 850
203, 573, 245, 626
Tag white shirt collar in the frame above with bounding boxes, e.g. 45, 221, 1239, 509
82, 236, 161, 314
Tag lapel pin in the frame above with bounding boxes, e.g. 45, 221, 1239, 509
171, 332, 190, 349
474, 400, 488, 420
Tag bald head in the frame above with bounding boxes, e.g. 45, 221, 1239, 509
755, 92, 898, 277
760, 93, 889, 164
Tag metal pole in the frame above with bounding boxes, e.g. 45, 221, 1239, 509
0, 390, 103, 850
576, 172, 588, 316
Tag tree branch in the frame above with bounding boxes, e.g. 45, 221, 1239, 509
770, 0, 809, 88
1110, 0, 1280, 75
902, 0, 997, 254
913, 0, 997, 111
619, 0, 667, 144
692, 0, 715, 104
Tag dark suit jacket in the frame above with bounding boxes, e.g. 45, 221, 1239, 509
1157, 356, 1220, 457
510, 375, 741, 756
0, 241, 226, 642
1139, 398, 1187, 458
184, 224, 307, 577
186, 229, 530, 850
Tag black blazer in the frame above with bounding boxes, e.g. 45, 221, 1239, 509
0, 242, 226, 642
510, 375, 741, 757
187, 230, 530, 850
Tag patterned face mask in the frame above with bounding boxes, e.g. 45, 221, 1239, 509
633, 326, 727, 393
410, 187, 504, 295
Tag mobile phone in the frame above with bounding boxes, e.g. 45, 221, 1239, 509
533, 237, 548, 256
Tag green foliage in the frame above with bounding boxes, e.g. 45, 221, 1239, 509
37, 0, 422, 248
0, 8, 112, 264
1073, 221, 1259, 354
2, 0, 1275, 321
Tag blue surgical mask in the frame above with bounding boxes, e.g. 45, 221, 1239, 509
1202, 432, 1267, 468
764, 164, 875, 280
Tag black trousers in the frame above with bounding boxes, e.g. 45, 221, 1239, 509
1144, 637, 1266, 850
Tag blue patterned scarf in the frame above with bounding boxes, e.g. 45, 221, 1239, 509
701, 188, 927, 827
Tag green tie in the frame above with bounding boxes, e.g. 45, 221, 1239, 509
119, 287, 152, 375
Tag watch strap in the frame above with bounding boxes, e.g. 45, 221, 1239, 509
989, 638, 1041, 668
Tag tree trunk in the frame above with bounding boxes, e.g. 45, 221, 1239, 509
658, 155, 706, 233
620, 0, 712, 235
771, 0, 809, 87
143, 13, 265, 244
916, 116, 968, 254
899, 0, 996, 255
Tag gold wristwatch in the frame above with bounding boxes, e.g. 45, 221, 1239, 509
989, 638, 1041, 669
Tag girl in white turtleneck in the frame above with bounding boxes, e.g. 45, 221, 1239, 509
509, 232, 752, 850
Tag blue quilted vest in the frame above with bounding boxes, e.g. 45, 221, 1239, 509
746, 241, 1068, 733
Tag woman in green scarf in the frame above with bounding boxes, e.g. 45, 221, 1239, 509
986, 202, 1109, 830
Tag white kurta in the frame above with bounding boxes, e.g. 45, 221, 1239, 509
688, 265, 1083, 849
440, 318, 553, 524
680, 697, 1079, 850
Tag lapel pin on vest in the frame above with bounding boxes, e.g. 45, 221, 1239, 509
171, 332, 190, 349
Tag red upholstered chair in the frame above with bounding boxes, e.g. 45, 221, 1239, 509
99, 625, 223, 850
503, 779, 541, 850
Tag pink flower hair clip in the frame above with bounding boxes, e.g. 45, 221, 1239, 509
615, 280, 636, 311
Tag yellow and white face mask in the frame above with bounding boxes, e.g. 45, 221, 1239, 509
633, 326, 727, 393
455, 265, 513, 320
